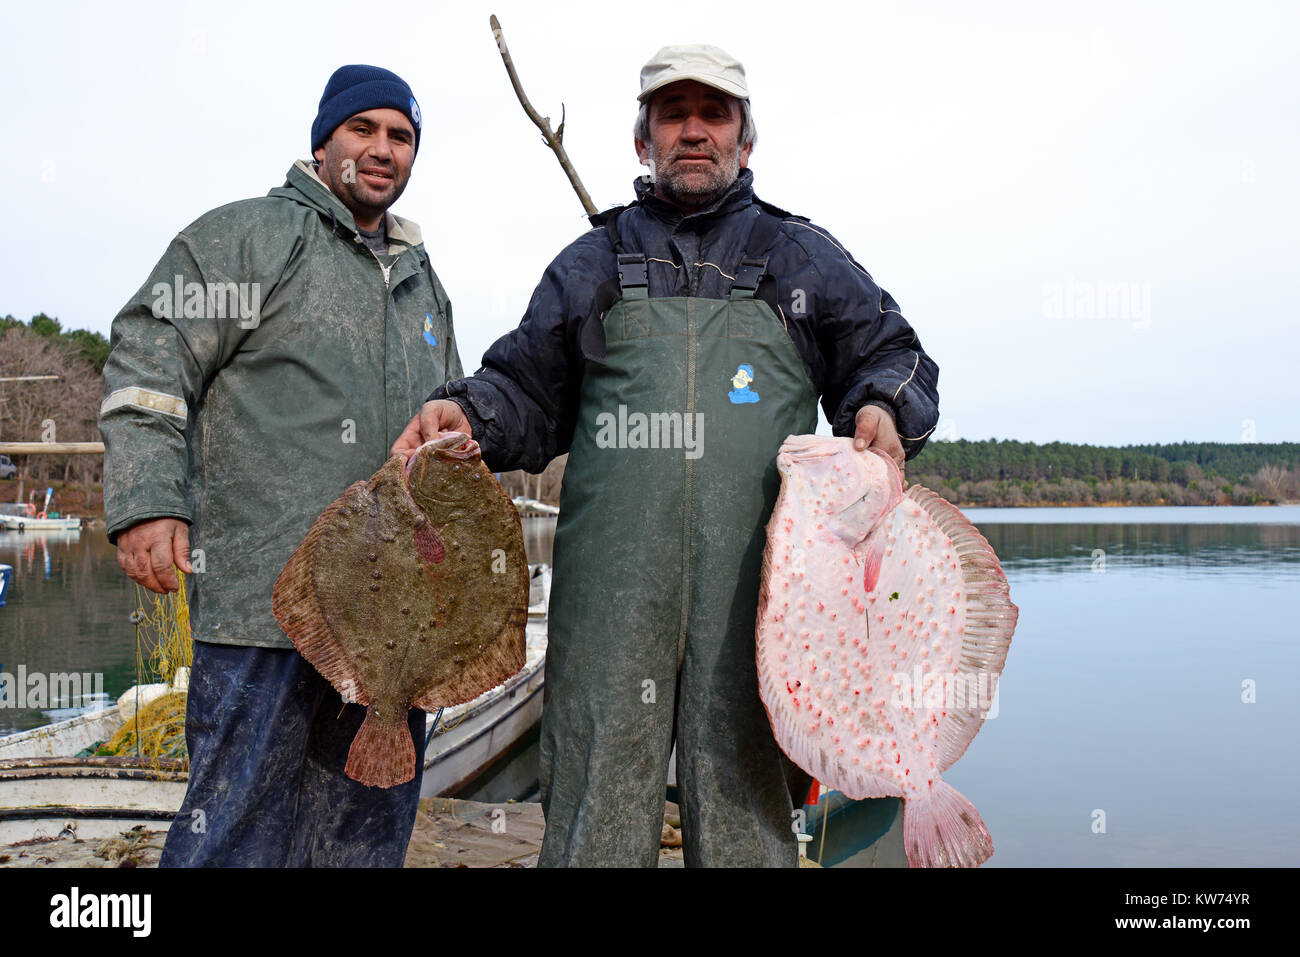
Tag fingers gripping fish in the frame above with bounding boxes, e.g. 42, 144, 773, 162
273, 433, 528, 788
756, 435, 1017, 867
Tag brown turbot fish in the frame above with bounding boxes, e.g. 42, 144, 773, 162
757, 435, 1017, 867
273, 433, 528, 788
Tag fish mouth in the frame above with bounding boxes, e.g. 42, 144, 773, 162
776, 434, 838, 471
402, 432, 479, 481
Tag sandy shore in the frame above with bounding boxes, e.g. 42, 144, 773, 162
0, 797, 691, 868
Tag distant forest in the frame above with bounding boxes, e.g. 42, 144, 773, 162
907, 439, 1300, 507
1, 313, 111, 373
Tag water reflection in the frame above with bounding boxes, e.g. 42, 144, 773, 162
979, 522, 1300, 579
5, 511, 1298, 865
0, 519, 559, 735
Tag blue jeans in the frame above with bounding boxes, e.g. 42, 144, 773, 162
160, 640, 425, 867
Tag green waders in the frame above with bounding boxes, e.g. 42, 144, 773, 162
539, 214, 819, 867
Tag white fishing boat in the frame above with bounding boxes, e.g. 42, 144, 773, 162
0, 488, 82, 531
0, 514, 82, 532
0, 756, 188, 844
419, 563, 550, 797
0, 564, 553, 843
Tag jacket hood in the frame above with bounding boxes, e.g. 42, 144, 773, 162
633, 167, 755, 228
269, 160, 424, 247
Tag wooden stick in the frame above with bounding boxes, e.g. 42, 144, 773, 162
490, 14, 597, 216
0, 442, 105, 455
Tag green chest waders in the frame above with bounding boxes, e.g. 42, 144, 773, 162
539, 214, 819, 866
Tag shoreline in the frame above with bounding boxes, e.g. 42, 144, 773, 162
4, 480, 1297, 524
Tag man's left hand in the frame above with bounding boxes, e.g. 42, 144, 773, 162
853, 405, 905, 475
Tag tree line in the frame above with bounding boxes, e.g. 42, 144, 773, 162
907, 438, 1300, 506
3, 311, 1296, 509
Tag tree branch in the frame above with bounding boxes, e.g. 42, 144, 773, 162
490, 14, 597, 216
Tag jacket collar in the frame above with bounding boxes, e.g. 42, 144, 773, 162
633, 167, 755, 228
281, 160, 423, 248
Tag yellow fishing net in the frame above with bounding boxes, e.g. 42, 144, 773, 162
97, 572, 193, 774
102, 693, 188, 761
133, 570, 193, 690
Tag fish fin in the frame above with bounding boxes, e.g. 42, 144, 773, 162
757, 678, 905, 801
344, 710, 415, 788
413, 604, 527, 711
862, 531, 886, 592
906, 485, 1018, 771
272, 480, 372, 708
901, 778, 993, 867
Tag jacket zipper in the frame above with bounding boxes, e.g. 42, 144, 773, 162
368, 244, 401, 445
679, 298, 696, 667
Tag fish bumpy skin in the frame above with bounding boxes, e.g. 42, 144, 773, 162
756, 435, 1017, 867
273, 433, 528, 788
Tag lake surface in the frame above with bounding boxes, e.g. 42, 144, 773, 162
2, 507, 1297, 866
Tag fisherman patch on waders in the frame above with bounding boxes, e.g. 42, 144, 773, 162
728, 363, 760, 404
539, 208, 819, 867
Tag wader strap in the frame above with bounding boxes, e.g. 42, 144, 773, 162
729, 208, 785, 300
593, 204, 635, 254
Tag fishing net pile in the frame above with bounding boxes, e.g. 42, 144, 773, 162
96, 573, 193, 770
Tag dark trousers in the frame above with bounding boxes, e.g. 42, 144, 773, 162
160, 640, 425, 867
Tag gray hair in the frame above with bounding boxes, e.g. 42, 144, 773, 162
633, 97, 757, 150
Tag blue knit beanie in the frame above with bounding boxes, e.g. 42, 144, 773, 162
311, 65, 422, 155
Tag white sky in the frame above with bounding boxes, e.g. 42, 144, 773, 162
2, 0, 1296, 445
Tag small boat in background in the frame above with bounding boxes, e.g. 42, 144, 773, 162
0, 488, 82, 532
0, 564, 555, 843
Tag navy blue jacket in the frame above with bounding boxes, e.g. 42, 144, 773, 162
434, 169, 940, 473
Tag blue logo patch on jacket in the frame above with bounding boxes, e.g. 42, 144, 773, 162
423, 312, 437, 348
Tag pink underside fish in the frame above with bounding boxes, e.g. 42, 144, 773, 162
757, 435, 1017, 867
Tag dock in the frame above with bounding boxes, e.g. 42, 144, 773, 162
0, 798, 692, 868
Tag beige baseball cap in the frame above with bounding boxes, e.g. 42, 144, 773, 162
637, 44, 749, 102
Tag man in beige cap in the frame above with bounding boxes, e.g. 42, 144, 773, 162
396, 44, 940, 867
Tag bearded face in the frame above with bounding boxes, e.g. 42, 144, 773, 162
637, 80, 752, 213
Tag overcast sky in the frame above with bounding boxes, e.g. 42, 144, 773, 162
2, 0, 1295, 446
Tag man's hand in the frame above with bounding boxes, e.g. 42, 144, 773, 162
116, 517, 192, 594
390, 399, 473, 457
853, 405, 905, 475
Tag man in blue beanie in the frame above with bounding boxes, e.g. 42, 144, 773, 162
100, 65, 463, 866
310, 64, 423, 247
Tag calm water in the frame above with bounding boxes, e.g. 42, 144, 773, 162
3, 507, 1297, 866
0, 519, 559, 734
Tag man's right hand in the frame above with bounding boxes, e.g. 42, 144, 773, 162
116, 518, 192, 594
390, 399, 473, 458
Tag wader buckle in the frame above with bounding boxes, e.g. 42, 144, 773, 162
730, 257, 769, 296
617, 254, 648, 291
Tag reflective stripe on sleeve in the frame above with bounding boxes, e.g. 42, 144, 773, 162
100, 387, 189, 425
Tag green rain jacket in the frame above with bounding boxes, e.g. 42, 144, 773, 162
99, 160, 464, 648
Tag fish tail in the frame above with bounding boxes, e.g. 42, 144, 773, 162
344, 709, 416, 789
902, 779, 994, 867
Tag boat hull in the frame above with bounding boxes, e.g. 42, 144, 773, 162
0, 757, 188, 843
